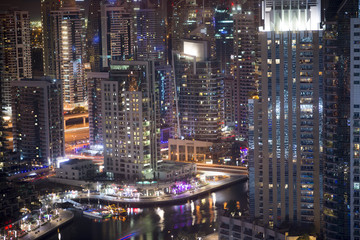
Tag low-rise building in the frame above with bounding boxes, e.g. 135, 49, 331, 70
157, 161, 197, 180
165, 139, 213, 163
219, 216, 317, 240
56, 159, 96, 180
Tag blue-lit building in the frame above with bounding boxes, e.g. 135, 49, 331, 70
214, 5, 233, 76
323, 1, 359, 239
249, 0, 323, 233
156, 65, 174, 131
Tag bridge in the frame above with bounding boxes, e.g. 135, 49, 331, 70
195, 163, 248, 175
172, 161, 248, 175
63, 113, 89, 130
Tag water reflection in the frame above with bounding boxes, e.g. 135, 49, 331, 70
48, 181, 247, 240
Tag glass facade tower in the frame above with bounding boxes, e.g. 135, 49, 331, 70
249, 0, 322, 232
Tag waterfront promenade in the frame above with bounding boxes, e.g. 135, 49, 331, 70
21, 210, 73, 240
74, 175, 247, 207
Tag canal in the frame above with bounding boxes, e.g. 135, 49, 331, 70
48, 180, 248, 240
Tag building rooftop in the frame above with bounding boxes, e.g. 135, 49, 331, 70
60, 159, 92, 166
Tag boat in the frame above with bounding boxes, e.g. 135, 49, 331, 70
83, 209, 112, 219
112, 208, 127, 216
107, 204, 127, 216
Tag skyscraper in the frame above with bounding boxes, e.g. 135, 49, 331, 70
171, 0, 210, 54
11, 78, 64, 167
214, 5, 233, 76
222, 76, 236, 129
100, 1, 134, 69
323, 1, 359, 239
0, 10, 32, 115
30, 21, 44, 77
86, 0, 102, 72
87, 72, 109, 147
156, 64, 175, 131
232, 3, 258, 139
172, 40, 224, 142
135, 1, 166, 64
102, 61, 160, 180
41, 0, 61, 77
351, 15, 360, 240
249, 0, 322, 232
51, 0, 86, 109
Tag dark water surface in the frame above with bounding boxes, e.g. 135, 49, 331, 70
48, 181, 248, 240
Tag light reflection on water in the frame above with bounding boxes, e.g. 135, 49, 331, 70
48, 181, 248, 240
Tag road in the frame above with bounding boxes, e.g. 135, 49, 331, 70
64, 123, 90, 154
64, 123, 89, 143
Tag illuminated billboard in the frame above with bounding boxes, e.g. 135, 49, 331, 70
183, 40, 208, 62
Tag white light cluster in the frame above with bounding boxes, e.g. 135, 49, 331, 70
261, 0, 321, 32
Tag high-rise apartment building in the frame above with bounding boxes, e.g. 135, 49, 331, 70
157, 65, 175, 131
249, 0, 322, 232
171, 0, 198, 53
86, 0, 101, 72
351, 16, 360, 240
0, 116, 8, 172
51, 1, 86, 109
323, 1, 359, 239
87, 72, 109, 147
11, 78, 64, 167
172, 40, 224, 142
214, 5, 233, 76
0, 10, 32, 115
232, 3, 258, 139
102, 61, 160, 180
30, 21, 44, 77
223, 76, 236, 128
135, 1, 166, 63
213, 3, 237, 131
41, 0, 61, 77
171, 1, 217, 55
100, 2, 133, 69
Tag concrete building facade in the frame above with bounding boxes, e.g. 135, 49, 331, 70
56, 159, 96, 180
167, 139, 212, 163
51, 2, 86, 109
100, 2, 133, 69
102, 61, 160, 180
0, 10, 32, 114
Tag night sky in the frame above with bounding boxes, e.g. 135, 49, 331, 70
2, 0, 41, 21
